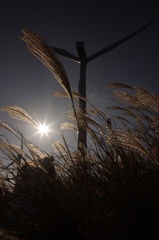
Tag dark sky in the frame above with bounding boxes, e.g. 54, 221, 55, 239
0, 1, 159, 151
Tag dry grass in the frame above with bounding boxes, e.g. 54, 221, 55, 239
21, 29, 73, 100
0, 29, 159, 240
0, 82, 159, 240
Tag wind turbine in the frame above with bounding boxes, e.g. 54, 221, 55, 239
51, 20, 155, 152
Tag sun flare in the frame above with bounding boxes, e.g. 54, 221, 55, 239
37, 123, 49, 135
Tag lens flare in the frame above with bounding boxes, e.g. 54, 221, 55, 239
37, 123, 49, 135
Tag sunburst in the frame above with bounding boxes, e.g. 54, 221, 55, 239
37, 123, 49, 136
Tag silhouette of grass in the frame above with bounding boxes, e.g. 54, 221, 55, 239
1, 83, 159, 240
0, 30, 159, 240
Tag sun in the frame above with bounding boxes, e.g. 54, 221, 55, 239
37, 123, 49, 136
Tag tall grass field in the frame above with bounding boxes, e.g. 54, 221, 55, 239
0, 29, 159, 240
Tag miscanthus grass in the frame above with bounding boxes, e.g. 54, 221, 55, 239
0, 29, 159, 240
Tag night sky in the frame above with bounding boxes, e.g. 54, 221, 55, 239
0, 1, 159, 151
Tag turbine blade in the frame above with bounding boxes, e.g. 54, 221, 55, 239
87, 20, 156, 62
50, 46, 80, 63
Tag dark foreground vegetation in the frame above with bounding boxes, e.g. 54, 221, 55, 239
0, 29, 159, 239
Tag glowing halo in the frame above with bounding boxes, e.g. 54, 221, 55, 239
37, 123, 49, 136
30, 118, 57, 143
